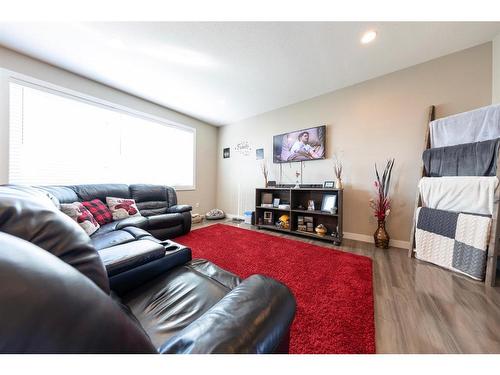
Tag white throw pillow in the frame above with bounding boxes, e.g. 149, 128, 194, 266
106, 197, 141, 221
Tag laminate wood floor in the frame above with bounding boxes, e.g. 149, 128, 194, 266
192, 219, 500, 353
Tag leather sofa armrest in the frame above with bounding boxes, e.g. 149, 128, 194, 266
115, 216, 148, 230
167, 204, 192, 214
109, 247, 192, 295
159, 275, 296, 354
98, 239, 165, 277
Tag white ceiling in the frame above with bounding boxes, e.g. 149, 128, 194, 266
0, 22, 499, 126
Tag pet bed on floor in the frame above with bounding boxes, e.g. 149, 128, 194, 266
206, 208, 225, 220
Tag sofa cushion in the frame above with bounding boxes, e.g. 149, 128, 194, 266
93, 216, 149, 236
98, 239, 165, 277
91, 230, 135, 251
106, 197, 141, 220
37, 186, 79, 205
60, 202, 100, 236
167, 204, 192, 214
82, 199, 113, 225
0, 232, 156, 354
122, 226, 156, 240
147, 213, 184, 230
130, 184, 177, 217
0, 186, 110, 294
70, 184, 130, 203
121, 263, 231, 349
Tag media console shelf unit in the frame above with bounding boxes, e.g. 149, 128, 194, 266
255, 187, 343, 245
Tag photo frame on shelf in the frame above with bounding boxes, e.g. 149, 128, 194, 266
273, 198, 280, 208
261, 192, 273, 205
263, 211, 273, 225
323, 181, 335, 188
321, 194, 337, 213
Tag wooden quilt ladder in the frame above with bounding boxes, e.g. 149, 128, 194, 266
407, 105, 500, 287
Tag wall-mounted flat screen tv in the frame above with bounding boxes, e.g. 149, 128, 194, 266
273, 125, 326, 163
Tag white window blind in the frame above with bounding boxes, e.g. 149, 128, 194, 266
9, 81, 195, 189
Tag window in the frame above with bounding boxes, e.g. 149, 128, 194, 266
9, 80, 195, 189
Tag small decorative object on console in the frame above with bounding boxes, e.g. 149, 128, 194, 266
263, 211, 273, 225
260, 161, 269, 187
261, 192, 273, 205
273, 198, 280, 208
294, 171, 301, 189
321, 194, 337, 213
323, 181, 335, 188
278, 204, 291, 210
277, 214, 290, 229
267, 180, 277, 187
333, 153, 343, 189
307, 200, 315, 211
315, 224, 327, 236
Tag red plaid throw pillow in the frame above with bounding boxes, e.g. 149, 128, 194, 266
82, 199, 113, 225
60, 202, 100, 236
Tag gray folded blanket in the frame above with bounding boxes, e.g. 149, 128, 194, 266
423, 138, 500, 177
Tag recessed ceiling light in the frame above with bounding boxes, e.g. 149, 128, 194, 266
361, 30, 377, 45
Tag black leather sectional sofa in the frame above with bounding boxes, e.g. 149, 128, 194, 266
38, 183, 192, 244
0, 185, 296, 354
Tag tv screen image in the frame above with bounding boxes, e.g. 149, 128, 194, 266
273, 125, 326, 163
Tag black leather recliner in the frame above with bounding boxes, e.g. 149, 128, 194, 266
37, 183, 192, 243
0, 186, 296, 354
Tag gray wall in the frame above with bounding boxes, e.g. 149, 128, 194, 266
217, 43, 493, 247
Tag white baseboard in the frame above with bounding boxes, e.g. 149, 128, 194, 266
226, 213, 245, 220
343, 232, 409, 250
226, 212, 410, 250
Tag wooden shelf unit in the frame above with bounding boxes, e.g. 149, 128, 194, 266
255, 187, 343, 245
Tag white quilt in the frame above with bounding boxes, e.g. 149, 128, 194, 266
430, 104, 500, 148
418, 176, 498, 215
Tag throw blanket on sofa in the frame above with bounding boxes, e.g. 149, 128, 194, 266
418, 176, 498, 216
429, 103, 500, 148
415, 207, 491, 280
422, 138, 500, 177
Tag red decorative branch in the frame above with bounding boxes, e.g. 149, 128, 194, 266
369, 159, 394, 222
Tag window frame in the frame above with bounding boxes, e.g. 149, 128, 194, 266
8, 74, 197, 191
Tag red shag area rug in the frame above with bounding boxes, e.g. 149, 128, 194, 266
175, 224, 375, 354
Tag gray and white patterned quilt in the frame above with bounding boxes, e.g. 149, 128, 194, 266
415, 207, 492, 280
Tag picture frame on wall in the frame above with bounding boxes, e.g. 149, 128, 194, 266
223, 148, 230, 158
256, 148, 264, 160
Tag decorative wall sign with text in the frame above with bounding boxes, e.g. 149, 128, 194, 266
234, 141, 252, 157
